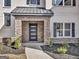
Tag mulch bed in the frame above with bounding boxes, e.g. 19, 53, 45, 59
41, 43, 79, 56
1, 45, 25, 54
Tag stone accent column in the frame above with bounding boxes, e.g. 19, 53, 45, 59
15, 20, 22, 37
44, 17, 50, 44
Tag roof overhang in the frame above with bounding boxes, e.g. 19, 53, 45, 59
11, 7, 53, 16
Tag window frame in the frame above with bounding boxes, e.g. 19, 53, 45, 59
52, 0, 76, 6
4, 13, 11, 26
53, 23, 75, 38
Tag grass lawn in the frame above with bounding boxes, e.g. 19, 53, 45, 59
0, 54, 27, 59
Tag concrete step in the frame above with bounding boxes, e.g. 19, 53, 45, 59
22, 43, 44, 50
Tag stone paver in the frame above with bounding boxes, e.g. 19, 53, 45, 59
25, 47, 54, 59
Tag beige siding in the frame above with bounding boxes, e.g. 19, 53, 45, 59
46, 0, 52, 9
50, 0, 79, 39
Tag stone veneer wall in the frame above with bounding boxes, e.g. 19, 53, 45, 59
22, 21, 44, 43
15, 16, 51, 44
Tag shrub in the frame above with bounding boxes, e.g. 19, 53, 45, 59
57, 46, 68, 54
14, 36, 21, 49
48, 38, 53, 48
57, 42, 68, 54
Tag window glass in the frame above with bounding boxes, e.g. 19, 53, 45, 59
27, 0, 40, 5
56, 23, 63, 29
27, 0, 29, 4
64, 0, 71, 5
65, 30, 70, 36
4, 0, 11, 6
56, 23, 63, 36
65, 23, 70, 36
31, 0, 37, 4
37, 0, 40, 5
53, 0, 76, 6
54, 23, 63, 37
54, 0, 63, 6
65, 23, 70, 29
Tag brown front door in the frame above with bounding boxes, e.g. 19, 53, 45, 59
29, 24, 37, 41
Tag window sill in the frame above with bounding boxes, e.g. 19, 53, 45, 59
27, 4, 40, 6
52, 5, 76, 8
3, 6, 11, 8
53, 37, 76, 39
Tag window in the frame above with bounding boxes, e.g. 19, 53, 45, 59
31, 0, 37, 4
53, 23, 75, 37
4, 13, 11, 26
4, 0, 11, 6
53, 0, 76, 6
65, 23, 71, 36
64, 0, 71, 6
27, 0, 40, 5
54, 23, 63, 37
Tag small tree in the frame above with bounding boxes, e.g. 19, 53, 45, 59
0, 43, 3, 54
48, 37, 53, 48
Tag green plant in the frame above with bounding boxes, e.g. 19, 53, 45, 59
57, 46, 68, 54
14, 36, 21, 49
57, 42, 68, 54
0, 43, 3, 53
48, 38, 53, 48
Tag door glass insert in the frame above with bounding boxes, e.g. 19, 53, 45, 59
29, 24, 37, 41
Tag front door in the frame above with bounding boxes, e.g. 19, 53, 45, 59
29, 24, 37, 41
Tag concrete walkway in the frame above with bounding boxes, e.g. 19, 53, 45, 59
25, 47, 54, 59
